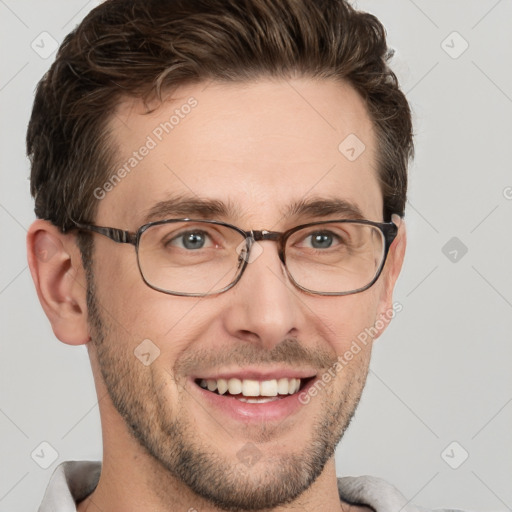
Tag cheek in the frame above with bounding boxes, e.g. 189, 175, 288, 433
92, 243, 176, 329
93, 253, 145, 325
310, 290, 381, 355
104, 291, 211, 351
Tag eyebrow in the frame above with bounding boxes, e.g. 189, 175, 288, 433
143, 195, 242, 223
284, 196, 365, 221
142, 194, 366, 224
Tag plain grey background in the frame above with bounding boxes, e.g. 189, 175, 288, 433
1, 0, 511, 510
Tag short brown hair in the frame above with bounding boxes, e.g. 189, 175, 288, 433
27, 0, 413, 232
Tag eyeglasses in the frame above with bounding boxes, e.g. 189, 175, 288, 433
73, 218, 398, 297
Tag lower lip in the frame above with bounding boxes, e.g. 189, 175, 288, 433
190, 378, 317, 422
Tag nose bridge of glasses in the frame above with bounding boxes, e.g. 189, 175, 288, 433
248, 229, 285, 262
250, 229, 281, 242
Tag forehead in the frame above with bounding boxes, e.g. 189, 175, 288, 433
99, 78, 383, 228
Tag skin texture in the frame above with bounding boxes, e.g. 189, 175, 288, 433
27, 78, 406, 512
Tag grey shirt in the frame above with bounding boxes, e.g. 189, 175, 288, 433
37, 461, 463, 512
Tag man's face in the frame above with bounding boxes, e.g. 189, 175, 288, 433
87, 78, 398, 510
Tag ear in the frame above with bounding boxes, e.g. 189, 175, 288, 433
373, 214, 407, 338
27, 219, 90, 345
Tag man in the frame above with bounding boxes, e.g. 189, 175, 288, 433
25, 0, 446, 510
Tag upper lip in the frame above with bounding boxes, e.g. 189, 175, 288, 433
191, 367, 318, 381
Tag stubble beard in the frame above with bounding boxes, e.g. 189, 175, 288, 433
85, 273, 369, 511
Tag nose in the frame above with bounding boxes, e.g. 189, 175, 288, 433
221, 239, 300, 350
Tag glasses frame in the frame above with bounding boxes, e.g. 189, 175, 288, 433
73, 217, 399, 297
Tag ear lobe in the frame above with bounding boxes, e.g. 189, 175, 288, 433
27, 220, 90, 345
374, 215, 407, 337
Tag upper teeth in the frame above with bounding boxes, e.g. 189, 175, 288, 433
199, 377, 301, 396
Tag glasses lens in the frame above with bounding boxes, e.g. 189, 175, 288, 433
138, 221, 246, 295
285, 222, 385, 294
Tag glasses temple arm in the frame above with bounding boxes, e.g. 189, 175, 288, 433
73, 221, 137, 245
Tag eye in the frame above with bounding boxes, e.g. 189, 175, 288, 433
307, 231, 336, 249
167, 230, 215, 250
299, 230, 343, 250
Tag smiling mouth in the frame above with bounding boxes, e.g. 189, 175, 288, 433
194, 376, 315, 403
